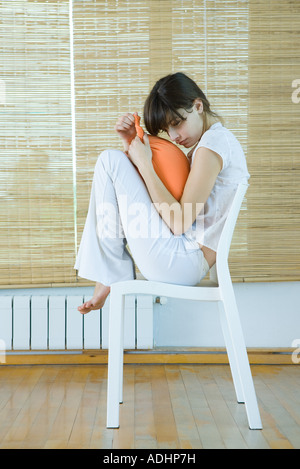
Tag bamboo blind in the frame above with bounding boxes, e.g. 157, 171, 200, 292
0, 0, 75, 286
246, 0, 300, 281
0, 0, 299, 287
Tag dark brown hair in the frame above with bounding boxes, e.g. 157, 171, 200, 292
143, 72, 221, 136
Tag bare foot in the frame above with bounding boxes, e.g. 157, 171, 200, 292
78, 282, 110, 314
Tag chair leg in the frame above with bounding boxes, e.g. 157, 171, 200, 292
119, 301, 124, 404
106, 291, 125, 428
218, 301, 245, 403
220, 288, 262, 430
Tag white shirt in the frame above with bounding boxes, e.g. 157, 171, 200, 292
186, 122, 250, 252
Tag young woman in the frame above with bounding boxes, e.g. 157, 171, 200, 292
75, 72, 250, 313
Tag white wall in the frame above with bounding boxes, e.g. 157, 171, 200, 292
153, 281, 300, 348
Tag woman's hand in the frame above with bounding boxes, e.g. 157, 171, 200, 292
128, 133, 153, 172
114, 112, 137, 152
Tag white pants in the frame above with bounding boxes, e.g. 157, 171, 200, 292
74, 149, 209, 286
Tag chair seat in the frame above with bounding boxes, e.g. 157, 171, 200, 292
113, 272, 220, 301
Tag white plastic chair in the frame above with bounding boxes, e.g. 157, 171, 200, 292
106, 183, 262, 430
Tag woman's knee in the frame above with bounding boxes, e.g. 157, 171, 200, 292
98, 148, 127, 166
96, 149, 129, 177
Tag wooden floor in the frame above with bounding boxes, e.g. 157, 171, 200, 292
0, 364, 299, 449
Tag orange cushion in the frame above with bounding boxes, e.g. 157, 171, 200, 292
134, 115, 190, 201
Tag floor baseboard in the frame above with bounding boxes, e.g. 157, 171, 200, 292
2, 347, 296, 366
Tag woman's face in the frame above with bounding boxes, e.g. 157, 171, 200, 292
166, 99, 204, 148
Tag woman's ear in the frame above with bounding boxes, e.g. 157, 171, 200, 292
194, 99, 203, 114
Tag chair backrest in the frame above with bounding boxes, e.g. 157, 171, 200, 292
209, 183, 248, 284
217, 183, 249, 261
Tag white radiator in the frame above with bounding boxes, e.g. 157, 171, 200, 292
0, 294, 153, 352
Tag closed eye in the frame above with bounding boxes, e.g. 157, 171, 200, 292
170, 120, 181, 127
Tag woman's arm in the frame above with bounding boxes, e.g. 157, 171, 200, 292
128, 135, 222, 235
